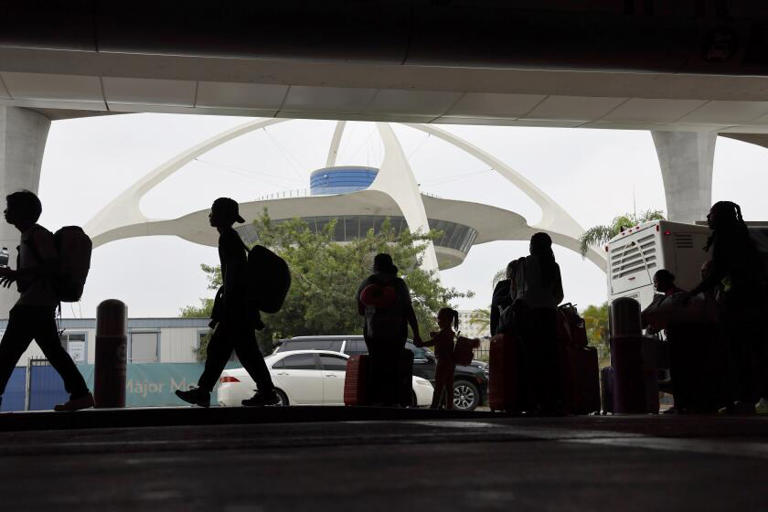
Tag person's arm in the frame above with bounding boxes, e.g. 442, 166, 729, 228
401, 280, 422, 344
0, 230, 57, 287
356, 280, 367, 316
553, 264, 564, 305
490, 280, 505, 336
221, 232, 248, 310
688, 257, 726, 297
419, 334, 436, 347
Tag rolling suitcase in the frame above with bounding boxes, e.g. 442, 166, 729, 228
344, 355, 371, 406
489, 333, 524, 413
563, 345, 601, 414
557, 303, 589, 347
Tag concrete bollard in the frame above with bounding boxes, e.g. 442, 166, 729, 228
609, 297, 642, 338
94, 299, 127, 408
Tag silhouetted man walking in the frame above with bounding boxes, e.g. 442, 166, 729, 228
176, 197, 278, 408
0, 190, 93, 411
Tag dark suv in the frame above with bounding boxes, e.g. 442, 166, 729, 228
274, 335, 488, 411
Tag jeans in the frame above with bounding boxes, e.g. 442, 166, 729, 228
198, 320, 275, 394
0, 305, 90, 399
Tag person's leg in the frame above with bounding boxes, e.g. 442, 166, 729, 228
444, 365, 455, 410
731, 315, 757, 407
668, 331, 686, 410
366, 338, 384, 404
233, 325, 275, 394
32, 307, 90, 398
0, 307, 34, 397
532, 308, 562, 413
381, 346, 400, 406
197, 323, 235, 393
430, 378, 443, 409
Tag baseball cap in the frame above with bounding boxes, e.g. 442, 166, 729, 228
212, 197, 245, 223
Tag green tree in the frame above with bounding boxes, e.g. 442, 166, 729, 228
581, 302, 610, 366
182, 212, 472, 360
468, 308, 490, 334
579, 209, 665, 255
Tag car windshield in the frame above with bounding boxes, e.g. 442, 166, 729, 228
275, 339, 344, 352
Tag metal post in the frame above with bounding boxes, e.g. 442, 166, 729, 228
94, 299, 127, 408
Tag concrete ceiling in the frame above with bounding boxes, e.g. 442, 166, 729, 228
3, 50, 768, 134
3, 2, 768, 133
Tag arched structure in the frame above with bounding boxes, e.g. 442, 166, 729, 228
84, 120, 607, 271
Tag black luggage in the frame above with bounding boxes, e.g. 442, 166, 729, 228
489, 333, 526, 413
398, 348, 415, 407
601, 366, 615, 414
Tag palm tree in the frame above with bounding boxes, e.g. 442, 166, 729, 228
468, 308, 491, 334
492, 268, 507, 288
579, 209, 665, 255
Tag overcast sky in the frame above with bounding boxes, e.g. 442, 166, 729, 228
35, 113, 768, 318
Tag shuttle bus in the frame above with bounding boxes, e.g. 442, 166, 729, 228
607, 220, 710, 309
607, 220, 768, 309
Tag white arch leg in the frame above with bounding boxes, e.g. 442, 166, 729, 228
372, 123, 439, 273
403, 123, 605, 270
326, 121, 346, 168
85, 118, 288, 243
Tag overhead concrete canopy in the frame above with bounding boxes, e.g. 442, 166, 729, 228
3, 2, 768, 132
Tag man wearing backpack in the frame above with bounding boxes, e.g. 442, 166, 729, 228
176, 197, 278, 408
0, 190, 93, 411
357, 253, 422, 405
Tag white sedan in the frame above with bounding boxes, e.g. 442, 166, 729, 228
217, 350, 434, 407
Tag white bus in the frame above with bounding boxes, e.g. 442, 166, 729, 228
607, 220, 711, 309
607, 220, 768, 310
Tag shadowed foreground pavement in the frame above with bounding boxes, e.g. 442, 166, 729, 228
0, 408, 766, 511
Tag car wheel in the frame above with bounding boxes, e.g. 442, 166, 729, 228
275, 389, 289, 406
453, 380, 479, 411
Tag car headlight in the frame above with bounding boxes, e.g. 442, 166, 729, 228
415, 377, 432, 387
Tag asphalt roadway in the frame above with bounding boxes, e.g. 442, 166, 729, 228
0, 407, 766, 512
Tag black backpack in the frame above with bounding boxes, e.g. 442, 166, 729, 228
244, 244, 291, 313
54, 226, 92, 302
25, 225, 92, 302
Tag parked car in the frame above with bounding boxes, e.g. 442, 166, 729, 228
217, 349, 434, 407
273, 335, 488, 411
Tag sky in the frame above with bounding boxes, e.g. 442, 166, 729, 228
35, 113, 768, 318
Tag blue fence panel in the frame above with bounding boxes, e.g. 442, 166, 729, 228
77, 362, 235, 407
0, 367, 26, 412
28, 364, 68, 411
4, 362, 237, 411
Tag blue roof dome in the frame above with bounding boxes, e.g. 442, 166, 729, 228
310, 166, 378, 196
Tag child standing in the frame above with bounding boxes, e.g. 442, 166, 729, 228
419, 307, 460, 410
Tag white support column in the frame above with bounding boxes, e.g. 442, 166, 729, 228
0, 107, 51, 317
652, 131, 716, 224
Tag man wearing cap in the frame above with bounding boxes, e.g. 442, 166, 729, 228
176, 197, 278, 408
357, 253, 422, 405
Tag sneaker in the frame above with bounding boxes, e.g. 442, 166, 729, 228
175, 387, 210, 408
242, 390, 280, 407
756, 398, 768, 415
731, 401, 757, 415
54, 392, 94, 412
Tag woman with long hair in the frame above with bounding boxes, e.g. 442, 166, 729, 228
513, 232, 565, 415
688, 201, 767, 413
